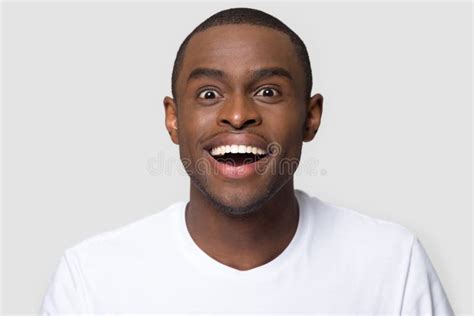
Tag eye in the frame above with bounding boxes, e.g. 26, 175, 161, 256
255, 87, 280, 97
198, 89, 221, 99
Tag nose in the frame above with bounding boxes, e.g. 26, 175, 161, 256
217, 93, 262, 129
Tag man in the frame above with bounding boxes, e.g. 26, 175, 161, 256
41, 7, 454, 314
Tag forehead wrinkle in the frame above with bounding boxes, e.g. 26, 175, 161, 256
186, 66, 293, 86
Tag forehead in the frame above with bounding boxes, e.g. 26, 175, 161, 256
178, 24, 303, 84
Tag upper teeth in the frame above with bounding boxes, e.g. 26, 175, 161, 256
210, 145, 267, 156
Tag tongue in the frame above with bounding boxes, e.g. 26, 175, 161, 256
216, 153, 257, 166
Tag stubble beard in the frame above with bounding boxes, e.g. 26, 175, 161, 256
188, 172, 286, 218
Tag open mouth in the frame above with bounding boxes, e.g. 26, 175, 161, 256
211, 152, 268, 166
206, 144, 269, 167
204, 143, 272, 179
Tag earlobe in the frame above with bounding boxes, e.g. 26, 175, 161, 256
163, 96, 179, 145
303, 94, 323, 142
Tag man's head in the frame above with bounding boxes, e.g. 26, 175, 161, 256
164, 7, 323, 217
171, 8, 313, 105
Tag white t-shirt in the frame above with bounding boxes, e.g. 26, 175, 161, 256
40, 190, 454, 315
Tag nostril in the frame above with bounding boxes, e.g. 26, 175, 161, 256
218, 117, 261, 129
243, 119, 258, 128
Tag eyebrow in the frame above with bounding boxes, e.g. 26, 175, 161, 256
250, 67, 293, 83
187, 67, 225, 82
186, 67, 293, 84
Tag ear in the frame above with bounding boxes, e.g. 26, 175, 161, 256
303, 93, 323, 142
163, 96, 179, 145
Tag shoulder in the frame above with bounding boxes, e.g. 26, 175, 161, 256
65, 201, 186, 260
296, 189, 416, 254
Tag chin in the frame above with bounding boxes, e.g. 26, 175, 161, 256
214, 198, 268, 218
205, 182, 278, 218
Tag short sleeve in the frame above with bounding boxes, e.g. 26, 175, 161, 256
401, 237, 454, 316
40, 250, 89, 315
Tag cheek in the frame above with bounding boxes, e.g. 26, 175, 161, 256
177, 110, 213, 157
267, 106, 305, 137
179, 106, 216, 127
277, 118, 305, 159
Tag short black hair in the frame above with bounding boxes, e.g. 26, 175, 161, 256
171, 7, 313, 103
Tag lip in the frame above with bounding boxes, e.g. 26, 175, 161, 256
201, 133, 274, 180
203, 133, 270, 153
204, 149, 272, 180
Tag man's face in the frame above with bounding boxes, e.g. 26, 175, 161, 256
165, 24, 321, 216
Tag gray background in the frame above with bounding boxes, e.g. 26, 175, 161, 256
2, 1, 472, 314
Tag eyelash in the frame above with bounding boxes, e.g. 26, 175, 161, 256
197, 87, 222, 99
197, 87, 280, 99
255, 87, 280, 97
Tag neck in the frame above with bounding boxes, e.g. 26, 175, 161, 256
185, 181, 299, 271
